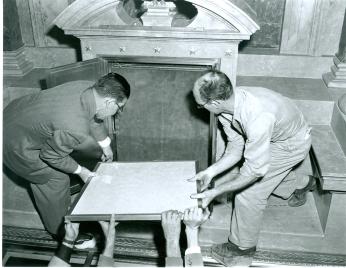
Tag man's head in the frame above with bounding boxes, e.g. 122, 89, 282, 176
93, 73, 130, 120
192, 70, 233, 114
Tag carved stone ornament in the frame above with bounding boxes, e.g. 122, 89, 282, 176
141, 0, 175, 27
53, 0, 259, 39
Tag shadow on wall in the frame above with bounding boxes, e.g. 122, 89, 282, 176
185, 91, 210, 125
46, 26, 83, 62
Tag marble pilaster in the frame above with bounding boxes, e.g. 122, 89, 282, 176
281, 0, 346, 56
323, 9, 346, 115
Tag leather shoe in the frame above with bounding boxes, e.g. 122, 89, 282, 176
288, 176, 316, 207
74, 233, 96, 250
211, 241, 256, 266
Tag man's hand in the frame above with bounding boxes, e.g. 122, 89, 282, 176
191, 189, 218, 208
64, 219, 80, 242
161, 210, 182, 257
183, 207, 210, 248
183, 207, 210, 230
78, 167, 96, 183
188, 169, 214, 191
101, 146, 113, 162
99, 214, 119, 257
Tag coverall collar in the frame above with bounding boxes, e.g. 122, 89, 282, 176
232, 87, 242, 123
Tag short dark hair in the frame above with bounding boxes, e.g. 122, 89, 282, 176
197, 70, 233, 103
94, 73, 130, 102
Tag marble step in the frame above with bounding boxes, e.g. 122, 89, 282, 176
199, 192, 322, 246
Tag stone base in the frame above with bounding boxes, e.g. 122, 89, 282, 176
199, 192, 346, 255
323, 72, 346, 88
323, 56, 346, 88
3, 47, 33, 77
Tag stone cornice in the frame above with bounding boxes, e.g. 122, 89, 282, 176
65, 27, 251, 40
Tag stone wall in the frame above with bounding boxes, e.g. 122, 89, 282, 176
13, 0, 81, 67
4, 0, 24, 51
3, 0, 346, 74
240, 0, 286, 50
280, 0, 346, 56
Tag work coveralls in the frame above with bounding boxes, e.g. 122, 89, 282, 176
218, 86, 311, 248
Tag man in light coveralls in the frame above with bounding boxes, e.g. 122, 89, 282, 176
190, 70, 314, 266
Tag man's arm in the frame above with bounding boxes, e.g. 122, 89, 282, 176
192, 113, 275, 207
189, 116, 245, 191
98, 214, 119, 267
48, 221, 79, 267
183, 207, 210, 267
161, 210, 184, 267
39, 130, 95, 182
209, 116, 245, 175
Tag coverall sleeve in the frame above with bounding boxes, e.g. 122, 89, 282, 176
240, 113, 275, 178
39, 130, 87, 174
218, 116, 245, 160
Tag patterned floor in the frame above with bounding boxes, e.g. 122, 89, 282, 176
3, 226, 346, 267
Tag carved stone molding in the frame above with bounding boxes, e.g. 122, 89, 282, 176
53, 0, 259, 38
52, 0, 259, 85
3, 46, 34, 77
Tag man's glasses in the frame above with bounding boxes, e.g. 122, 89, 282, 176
197, 102, 208, 109
116, 103, 124, 112
105, 100, 124, 112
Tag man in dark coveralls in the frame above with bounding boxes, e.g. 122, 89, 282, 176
3, 73, 130, 237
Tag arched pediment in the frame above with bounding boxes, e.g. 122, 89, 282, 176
54, 0, 259, 39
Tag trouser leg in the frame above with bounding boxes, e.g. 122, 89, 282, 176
228, 135, 311, 248
228, 169, 292, 248
30, 172, 70, 236
271, 169, 300, 199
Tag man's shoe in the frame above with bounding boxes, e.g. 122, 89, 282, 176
74, 233, 96, 250
288, 176, 316, 207
211, 241, 256, 266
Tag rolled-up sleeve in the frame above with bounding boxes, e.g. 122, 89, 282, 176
240, 113, 275, 178
218, 116, 245, 159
